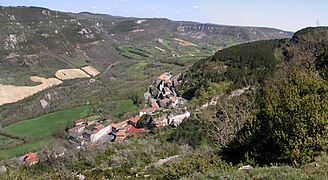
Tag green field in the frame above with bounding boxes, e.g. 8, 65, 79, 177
127, 61, 148, 73
0, 137, 52, 159
4, 106, 91, 137
0, 135, 23, 150
158, 38, 174, 51
0, 135, 13, 142
58, 54, 89, 67
113, 100, 137, 115
126, 61, 148, 80
85, 115, 102, 122
119, 46, 151, 59
0, 106, 91, 158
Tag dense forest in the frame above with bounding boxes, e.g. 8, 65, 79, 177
179, 39, 282, 100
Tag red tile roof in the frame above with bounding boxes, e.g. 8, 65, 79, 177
158, 74, 170, 81
174, 79, 178, 85
151, 102, 160, 109
94, 124, 104, 131
158, 73, 172, 84
125, 124, 134, 130
129, 115, 141, 124
164, 87, 172, 94
170, 96, 177, 103
68, 125, 85, 132
113, 120, 129, 128
74, 119, 84, 123
116, 131, 126, 137
161, 98, 170, 104
125, 126, 150, 133
24, 152, 38, 161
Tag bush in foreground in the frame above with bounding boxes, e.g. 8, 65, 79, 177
225, 71, 328, 165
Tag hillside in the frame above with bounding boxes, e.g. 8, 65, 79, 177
0, 6, 292, 84
0, 27, 327, 179
0, 6, 293, 127
180, 27, 328, 100
177, 27, 328, 165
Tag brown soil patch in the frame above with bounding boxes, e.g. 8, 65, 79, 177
82, 66, 100, 77
174, 38, 197, 47
0, 76, 62, 106
55, 69, 90, 80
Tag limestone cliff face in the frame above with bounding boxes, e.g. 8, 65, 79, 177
177, 23, 292, 41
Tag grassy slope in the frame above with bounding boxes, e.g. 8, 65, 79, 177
4, 106, 91, 137
0, 137, 52, 159
190, 152, 328, 179
0, 135, 13, 142
0, 106, 91, 158
0, 135, 23, 149
112, 100, 137, 118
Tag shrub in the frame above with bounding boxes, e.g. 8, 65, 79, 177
225, 71, 328, 166
168, 117, 212, 148
317, 51, 328, 80
149, 155, 233, 179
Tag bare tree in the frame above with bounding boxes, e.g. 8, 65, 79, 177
200, 86, 257, 147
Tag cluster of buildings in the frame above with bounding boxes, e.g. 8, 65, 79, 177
142, 72, 190, 127
68, 72, 190, 146
68, 115, 149, 146
12, 72, 191, 167
144, 72, 186, 109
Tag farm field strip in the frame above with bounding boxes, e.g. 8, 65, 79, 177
0, 76, 62, 106
0, 66, 99, 106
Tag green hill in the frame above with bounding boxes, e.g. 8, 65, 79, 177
0, 106, 90, 158
6, 6, 328, 180
0, 6, 292, 128
177, 27, 328, 166
0, 24, 328, 179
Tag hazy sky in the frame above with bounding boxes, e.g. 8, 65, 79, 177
1, 0, 327, 31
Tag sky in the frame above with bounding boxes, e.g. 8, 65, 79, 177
1, 0, 328, 31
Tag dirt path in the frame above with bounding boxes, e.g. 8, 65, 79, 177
98, 61, 120, 78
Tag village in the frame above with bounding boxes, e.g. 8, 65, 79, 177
17, 72, 190, 166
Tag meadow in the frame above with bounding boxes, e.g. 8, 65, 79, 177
0, 106, 91, 158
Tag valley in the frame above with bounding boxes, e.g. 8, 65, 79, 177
2, 5, 327, 180
0, 6, 292, 128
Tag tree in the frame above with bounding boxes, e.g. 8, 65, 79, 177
136, 114, 155, 129
127, 90, 143, 106
225, 72, 328, 165
317, 51, 328, 80
204, 88, 257, 147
